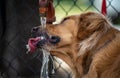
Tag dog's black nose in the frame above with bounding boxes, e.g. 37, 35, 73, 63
31, 27, 39, 33
49, 36, 61, 44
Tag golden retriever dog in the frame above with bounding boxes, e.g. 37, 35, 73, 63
39, 12, 120, 78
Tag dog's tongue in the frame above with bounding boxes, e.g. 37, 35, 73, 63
27, 37, 41, 53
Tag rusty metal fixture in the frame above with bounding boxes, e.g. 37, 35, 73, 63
39, 0, 55, 24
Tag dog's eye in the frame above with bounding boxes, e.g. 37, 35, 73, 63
61, 17, 70, 23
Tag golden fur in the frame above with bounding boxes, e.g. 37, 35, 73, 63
45, 12, 120, 78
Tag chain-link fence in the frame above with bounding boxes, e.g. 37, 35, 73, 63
54, 0, 120, 25
0, 0, 120, 78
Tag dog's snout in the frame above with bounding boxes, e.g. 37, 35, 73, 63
31, 27, 39, 32
49, 36, 61, 44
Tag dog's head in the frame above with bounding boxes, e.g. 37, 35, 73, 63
32, 12, 111, 62
45, 12, 110, 49
46, 15, 79, 48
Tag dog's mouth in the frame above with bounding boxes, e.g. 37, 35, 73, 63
27, 27, 61, 52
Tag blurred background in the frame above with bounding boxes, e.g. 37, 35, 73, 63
54, 0, 120, 26
0, 0, 120, 78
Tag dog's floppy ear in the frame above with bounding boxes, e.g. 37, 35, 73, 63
77, 12, 110, 40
